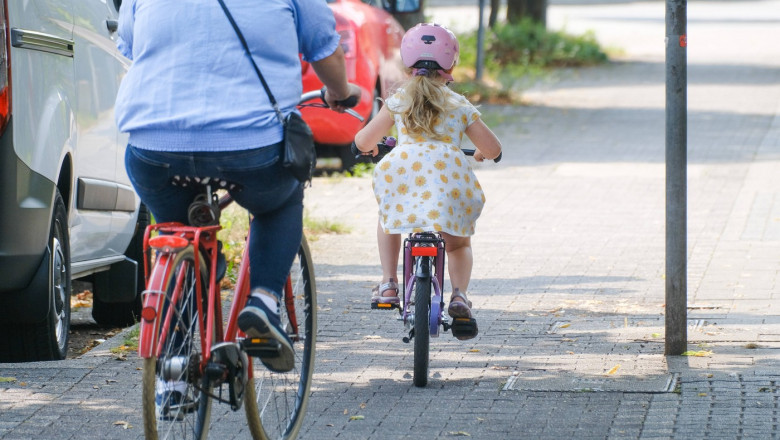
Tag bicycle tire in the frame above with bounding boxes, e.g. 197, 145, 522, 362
413, 271, 431, 388
245, 236, 317, 440
142, 247, 213, 440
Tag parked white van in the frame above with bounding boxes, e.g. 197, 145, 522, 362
0, 0, 144, 361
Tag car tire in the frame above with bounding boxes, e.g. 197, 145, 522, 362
91, 204, 149, 328
0, 190, 71, 361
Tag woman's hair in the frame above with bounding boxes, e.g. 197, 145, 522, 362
390, 70, 461, 140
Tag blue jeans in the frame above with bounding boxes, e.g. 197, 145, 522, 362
125, 143, 303, 300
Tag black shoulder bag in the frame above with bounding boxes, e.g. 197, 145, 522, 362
217, 0, 316, 184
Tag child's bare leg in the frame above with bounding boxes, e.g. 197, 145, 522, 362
441, 233, 473, 294
376, 221, 401, 297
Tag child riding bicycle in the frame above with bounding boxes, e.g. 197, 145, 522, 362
353, 23, 502, 340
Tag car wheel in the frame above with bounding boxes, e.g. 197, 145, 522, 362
91, 203, 149, 327
0, 190, 71, 361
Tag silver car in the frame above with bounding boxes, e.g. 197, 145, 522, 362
0, 0, 143, 361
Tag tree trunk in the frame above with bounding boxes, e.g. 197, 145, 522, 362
392, 0, 426, 31
506, 0, 547, 26
489, 0, 500, 28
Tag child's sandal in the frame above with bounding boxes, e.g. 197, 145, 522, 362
371, 279, 400, 306
447, 288, 473, 319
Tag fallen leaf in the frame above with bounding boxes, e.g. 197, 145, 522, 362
606, 364, 621, 375
651, 333, 662, 338
698, 393, 707, 397
745, 343, 759, 349
349, 415, 364, 421
559, 323, 571, 329
468, 349, 480, 353
359, 403, 366, 409
682, 350, 712, 357
0, 377, 16, 383
343, 409, 348, 415
113, 421, 132, 429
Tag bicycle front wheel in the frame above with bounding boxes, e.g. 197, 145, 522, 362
413, 273, 431, 388
245, 236, 317, 440
141, 247, 213, 440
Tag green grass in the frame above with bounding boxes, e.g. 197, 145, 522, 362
454, 19, 608, 103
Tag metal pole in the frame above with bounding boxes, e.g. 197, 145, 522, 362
476, 0, 486, 81
665, 0, 687, 355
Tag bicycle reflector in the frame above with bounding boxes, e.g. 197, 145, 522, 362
411, 246, 438, 257
148, 235, 189, 252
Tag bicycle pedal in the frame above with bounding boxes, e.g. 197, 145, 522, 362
241, 338, 282, 358
371, 302, 400, 311
450, 317, 478, 340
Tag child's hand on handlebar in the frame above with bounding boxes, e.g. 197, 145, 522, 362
473, 150, 486, 162
322, 84, 362, 113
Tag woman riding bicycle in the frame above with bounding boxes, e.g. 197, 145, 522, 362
353, 23, 502, 339
115, 0, 361, 375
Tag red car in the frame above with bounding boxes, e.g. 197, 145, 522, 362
301, 0, 409, 169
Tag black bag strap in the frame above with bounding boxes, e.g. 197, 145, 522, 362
216, 0, 286, 125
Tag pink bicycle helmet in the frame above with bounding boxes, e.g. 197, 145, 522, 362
401, 23, 459, 81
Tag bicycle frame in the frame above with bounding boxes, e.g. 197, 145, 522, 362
402, 233, 446, 337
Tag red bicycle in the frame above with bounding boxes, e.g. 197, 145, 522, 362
137, 91, 360, 440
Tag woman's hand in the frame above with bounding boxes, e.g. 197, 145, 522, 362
324, 83, 362, 113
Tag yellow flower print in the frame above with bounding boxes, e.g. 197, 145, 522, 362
433, 223, 442, 232
384, 228, 391, 234
475, 181, 482, 190
383, 204, 390, 211
472, 113, 479, 121
446, 220, 452, 228
413, 227, 423, 233
465, 206, 473, 215
451, 189, 461, 199
448, 127, 454, 133
466, 188, 473, 198
407, 214, 417, 223
415, 136, 426, 143
464, 175, 470, 183
380, 161, 391, 171
459, 132, 463, 140
442, 135, 452, 143
461, 115, 468, 124
400, 151, 409, 160
412, 192, 418, 197
427, 210, 440, 220
452, 172, 461, 180
385, 175, 393, 183
398, 184, 409, 195
396, 204, 404, 213
440, 174, 448, 184
415, 176, 427, 186
455, 157, 462, 167
397, 167, 407, 175
412, 161, 422, 172
449, 114, 455, 119
421, 191, 432, 200
428, 144, 436, 150
434, 160, 447, 171
434, 117, 442, 125
481, 194, 486, 203
393, 220, 402, 228
448, 207, 454, 215
401, 127, 408, 134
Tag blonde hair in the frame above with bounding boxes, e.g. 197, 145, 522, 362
390, 70, 461, 141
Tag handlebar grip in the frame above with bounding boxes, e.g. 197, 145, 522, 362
461, 149, 502, 163
335, 95, 359, 108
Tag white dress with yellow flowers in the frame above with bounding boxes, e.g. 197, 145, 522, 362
372, 88, 486, 237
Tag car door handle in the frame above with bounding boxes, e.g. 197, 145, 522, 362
106, 19, 118, 33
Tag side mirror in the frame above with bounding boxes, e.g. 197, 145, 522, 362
383, 0, 421, 14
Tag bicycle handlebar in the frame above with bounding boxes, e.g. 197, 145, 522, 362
351, 136, 502, 163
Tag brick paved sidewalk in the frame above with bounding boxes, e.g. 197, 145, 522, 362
2, 1, 780, 439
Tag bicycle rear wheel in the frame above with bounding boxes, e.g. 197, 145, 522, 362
142, 247, 213, 440
413, 273, 431, 388
245, 236, 317, 440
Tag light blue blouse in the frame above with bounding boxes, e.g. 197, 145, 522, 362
115, 0, 340, 152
